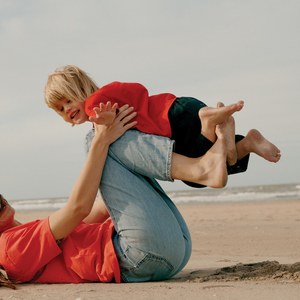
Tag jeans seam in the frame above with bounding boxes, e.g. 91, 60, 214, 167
120, 247, 175, 282
166, 140, 175, 182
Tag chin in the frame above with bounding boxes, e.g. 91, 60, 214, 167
75, 118, 87, 125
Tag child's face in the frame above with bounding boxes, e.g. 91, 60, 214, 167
55, 98, 89, 125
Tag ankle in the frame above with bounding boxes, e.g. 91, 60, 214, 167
201, 123, 216, 143
236, 139, 251, 160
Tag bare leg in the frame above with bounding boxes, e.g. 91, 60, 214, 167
199, 100, 244, 143
216, 102, 238, 166
171, 124, 228, 188
236, 129, 281, 163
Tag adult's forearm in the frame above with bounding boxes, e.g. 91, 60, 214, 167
49, 135, 109, 240
68, 136, 109, 216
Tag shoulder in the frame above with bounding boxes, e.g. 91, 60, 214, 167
1, 218, 55, 249
101, 81, 146, 92
0, 218, 61, 282
86, 82, 148, 106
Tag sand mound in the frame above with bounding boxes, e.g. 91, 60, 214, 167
188, 261, 300, 282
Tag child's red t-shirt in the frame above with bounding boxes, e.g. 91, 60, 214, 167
85, 82, 177, 138
0, 218, 120, 283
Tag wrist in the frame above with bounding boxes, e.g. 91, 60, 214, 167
93, 134, 110, 148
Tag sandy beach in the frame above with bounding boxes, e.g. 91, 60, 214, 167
1, 200, 300, 300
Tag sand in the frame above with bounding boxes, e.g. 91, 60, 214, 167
1, 200, 300, 299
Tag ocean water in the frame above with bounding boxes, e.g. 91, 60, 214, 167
10, 183, 300, 212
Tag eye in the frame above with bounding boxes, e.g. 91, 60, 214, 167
0, 195, 5, 212
61, 100, 71, 111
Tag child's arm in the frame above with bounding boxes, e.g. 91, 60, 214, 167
89, 101, 118, 125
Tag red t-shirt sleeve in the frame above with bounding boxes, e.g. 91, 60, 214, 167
85, 82, 176, 137
85, 81, 148, 117
0, 218, 61, 282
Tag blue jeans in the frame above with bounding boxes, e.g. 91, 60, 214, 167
85, 129, 192, 282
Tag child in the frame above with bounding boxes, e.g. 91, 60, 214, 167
44, 65, 281, 188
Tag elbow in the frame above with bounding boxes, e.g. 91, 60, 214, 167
69, 201, 93, 221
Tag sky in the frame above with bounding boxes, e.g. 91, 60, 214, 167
1, 0, 299, 201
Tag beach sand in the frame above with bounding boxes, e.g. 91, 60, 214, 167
1, 200, 300, 299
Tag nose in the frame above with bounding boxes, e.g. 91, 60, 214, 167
64, 103, 72, 115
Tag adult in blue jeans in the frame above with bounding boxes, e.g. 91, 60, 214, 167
1, 104, 273, 288
83, 103, 280, 283
82, 104, 233, 282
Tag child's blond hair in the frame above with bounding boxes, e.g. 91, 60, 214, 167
44, 65, 99, 110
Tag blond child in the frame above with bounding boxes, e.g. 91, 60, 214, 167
44, 65, 281, 188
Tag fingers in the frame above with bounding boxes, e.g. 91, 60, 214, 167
115, 105, 135, 122
95, 102, 118, 113
111, 102, 118, 111
93, 107, 101, 117
93, 104, 137, 144
114, 105, 137, 131
122, 113, 138, 128
99, 102, 106, 111
123, 120, 138, 130
100, 101, 111, 111
117, 104, 130, 114
92, 103, 137, 134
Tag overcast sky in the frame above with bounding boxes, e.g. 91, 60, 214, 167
1, 0, 299, 201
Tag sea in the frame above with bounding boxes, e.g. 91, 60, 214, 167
10, 182, 300, 212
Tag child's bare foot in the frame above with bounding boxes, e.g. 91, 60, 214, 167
199, 100, 244, 142
236, 129, 281, 162
199, 100, 244, 125
217, 102, 238, 166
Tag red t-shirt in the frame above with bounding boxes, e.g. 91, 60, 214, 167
0, 218, 120, 283
85, 82, 177, 138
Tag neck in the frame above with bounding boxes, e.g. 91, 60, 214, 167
13, 219, 22, 227
0, 219, 22, 236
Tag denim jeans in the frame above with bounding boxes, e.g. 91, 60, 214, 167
85, 129, 192, 282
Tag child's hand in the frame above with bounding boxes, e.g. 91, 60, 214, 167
89, 102, 118, 125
